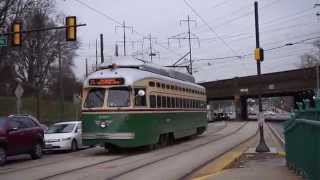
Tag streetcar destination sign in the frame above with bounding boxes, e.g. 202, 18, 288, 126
89, 78, 125, 86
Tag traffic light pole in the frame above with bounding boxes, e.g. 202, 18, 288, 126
58, 41, 64, 122
254, 1, 270, 153
0, 24, 86, 36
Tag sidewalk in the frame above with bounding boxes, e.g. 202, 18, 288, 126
204, 153, 300, 180
191, 123, 301, 180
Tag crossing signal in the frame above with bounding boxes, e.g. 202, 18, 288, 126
12, 20, 22, 46
254, 48, 264, 62
66, 16, 77, 41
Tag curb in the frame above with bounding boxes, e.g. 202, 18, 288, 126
192, 151, 243, 180
191, 130, 259, 180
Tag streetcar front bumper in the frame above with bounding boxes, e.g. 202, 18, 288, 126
82, 132, 135, 140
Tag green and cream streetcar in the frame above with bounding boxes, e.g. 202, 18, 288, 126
81, 57, 207, 150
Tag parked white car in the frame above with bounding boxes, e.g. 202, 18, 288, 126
44, 121, 82, 151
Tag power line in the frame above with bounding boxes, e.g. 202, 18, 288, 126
182, 35, 320, 64
183, 0, 240, 57
73, 0, 122, 25
195, 0, 280, 33
73, 0, 183, 59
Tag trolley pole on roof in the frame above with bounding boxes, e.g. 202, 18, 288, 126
254, 1, 270, 153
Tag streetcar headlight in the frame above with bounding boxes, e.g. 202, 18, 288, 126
99, 120, 112, 128
100, 121, 106, 128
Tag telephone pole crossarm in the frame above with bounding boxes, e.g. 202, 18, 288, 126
143, 33, 158, 62
169, 15, 198, 75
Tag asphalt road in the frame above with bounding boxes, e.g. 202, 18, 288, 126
0, 121, 257, 180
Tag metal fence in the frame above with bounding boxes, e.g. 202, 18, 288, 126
284, 98, 320, 180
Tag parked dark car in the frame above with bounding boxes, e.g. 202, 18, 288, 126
0, 115, 44, 165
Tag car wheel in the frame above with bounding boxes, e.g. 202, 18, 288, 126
0, 147, 6, 166
30, 143, 43, 159
71, 140, 78, 152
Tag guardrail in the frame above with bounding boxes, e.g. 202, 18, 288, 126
284, 98, 320, 180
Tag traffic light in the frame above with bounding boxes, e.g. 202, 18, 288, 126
66, 16, 77, 41
254, 48, 264, 62
12, 20, 22, 46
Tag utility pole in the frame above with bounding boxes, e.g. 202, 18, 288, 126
85, 58, 88, 77
100, 34, 104, 63
95, 39, 98, 70
168, 15, 199, 74
58, 41, 64, 122
315, 3, 320, 16
254, 1, 270, 153
143, 33, 157, 62
115, 21, 133, 56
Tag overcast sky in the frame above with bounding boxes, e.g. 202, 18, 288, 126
57, 0, 320, 82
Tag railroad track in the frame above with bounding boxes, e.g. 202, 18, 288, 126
106, 122, 248, 180
38, 122, 246, 180
0, 121, 234, 180
267, 122, 285, 147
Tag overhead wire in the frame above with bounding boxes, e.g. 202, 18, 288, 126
73, 0, 183, 60
177, 35, 320, 65
183, 0, 240, 57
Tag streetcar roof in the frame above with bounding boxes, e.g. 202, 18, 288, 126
84, 57, 204, 89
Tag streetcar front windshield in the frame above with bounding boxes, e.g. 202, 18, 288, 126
84, 88, 106, 108
107, 87, 130, 107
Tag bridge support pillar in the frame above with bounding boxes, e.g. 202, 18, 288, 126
240, 97, 248, 120
234, 96, 247, 120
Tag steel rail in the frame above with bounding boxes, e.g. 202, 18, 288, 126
106, 122, 248, 180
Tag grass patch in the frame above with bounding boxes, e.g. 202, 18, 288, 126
0, 96, 80, 125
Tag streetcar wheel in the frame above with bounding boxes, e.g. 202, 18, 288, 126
158, 134, 169, 147
197, 127, 206, 135
145, 144, 156, 151
106, 144, 119, 154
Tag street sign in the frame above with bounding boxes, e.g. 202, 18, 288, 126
15, 84, 24, 98
0, 36, 7, 47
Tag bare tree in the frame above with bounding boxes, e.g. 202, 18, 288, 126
7, 1, 79, 119
300, 40, 320, 68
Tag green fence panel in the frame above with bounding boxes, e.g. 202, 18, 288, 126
284, 98, 320, 180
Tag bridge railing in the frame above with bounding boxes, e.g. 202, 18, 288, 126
284, 98, 320, 180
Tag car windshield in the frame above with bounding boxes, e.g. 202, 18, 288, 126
47, 124, 75, 134
84, 88, 106, 108
107, 87, 130, 107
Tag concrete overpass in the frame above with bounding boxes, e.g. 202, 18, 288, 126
200, 67, 318, 120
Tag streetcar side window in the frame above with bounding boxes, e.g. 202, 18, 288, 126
157, 96, 162, 108
162, 96, 167, 108
172, 98, 176, 108
134, 88, 146, 107
84, 88, 106, 108
150, 95, 156, 108
167, 97, 171, 108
